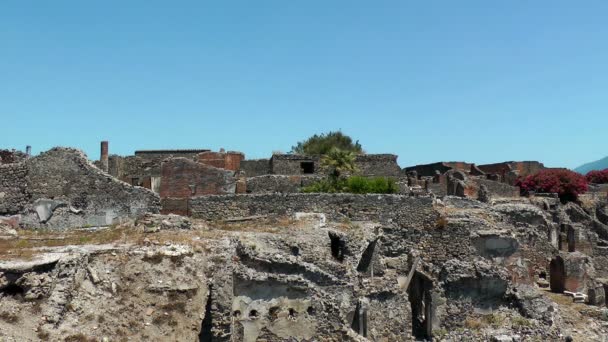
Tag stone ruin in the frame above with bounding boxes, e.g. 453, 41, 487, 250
1, 143, 608, 341
0, 147, 159, 229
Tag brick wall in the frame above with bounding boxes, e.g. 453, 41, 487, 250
198, 151, 244, 171
160, 158, 236, 199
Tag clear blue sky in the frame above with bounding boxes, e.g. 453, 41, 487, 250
2, 1, 607, 169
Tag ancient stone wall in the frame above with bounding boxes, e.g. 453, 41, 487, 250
239, 159, 271, 177
160, 158, 236, 200
134, 149, 209, 160
190, 193, 437, 226
21, 148, 160, 228
271, 154, 320, 175
245, 175, 322, 193
0, 149, 28, 164
404, 162, 471, 178
198, 151, 244, 171
271, 154, 402, 177
478, 161, 545, 179
354, 154, 401, 177
0, 162, 29, 215
471, 178, 520, 198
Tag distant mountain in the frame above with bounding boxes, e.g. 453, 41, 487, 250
575, 156, 608, 174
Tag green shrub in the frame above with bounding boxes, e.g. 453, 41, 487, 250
302, 176, 398, 194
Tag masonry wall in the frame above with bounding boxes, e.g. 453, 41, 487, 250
22, 148, 160, 228
404, 162, 470, 178
134, 150, 209, 160
198, 151, 244, 171
160, 158, 236, 199
271, 154, 320, 175
0, 150, 28, 164
245, 175, 322, 193
354, 154, 402, 177
271, 154, 402, 177
189, 193, 437, 227
240, 159, 271, 177
0, 162, 29, 215
472, 178, 520, 198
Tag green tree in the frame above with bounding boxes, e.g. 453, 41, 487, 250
291, 131, 363, 155
321, 148, 358, 181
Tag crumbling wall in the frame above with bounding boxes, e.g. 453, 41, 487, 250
0, 162, 29, 215
21, 148, 160, 228
240, 159, 271, 177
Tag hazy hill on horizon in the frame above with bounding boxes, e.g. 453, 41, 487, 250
575, 156, 608, 174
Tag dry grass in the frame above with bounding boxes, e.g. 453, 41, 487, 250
0, 220, 224, 261
0, 215, 312, 261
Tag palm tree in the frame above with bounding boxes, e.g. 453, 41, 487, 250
321, 148, 358, 181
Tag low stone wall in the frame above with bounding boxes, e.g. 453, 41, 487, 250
21, 148, 160, 229
189, 193, 437, 227
0, 162, 29, 215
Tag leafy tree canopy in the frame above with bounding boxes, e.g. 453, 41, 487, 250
291, 131, 363, 155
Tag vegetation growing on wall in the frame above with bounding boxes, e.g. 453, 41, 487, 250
302, 176, 398, 194
291, 131, 363, 155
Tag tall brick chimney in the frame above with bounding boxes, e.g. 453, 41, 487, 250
25, 145, 31, 157
100, 141, 109, 173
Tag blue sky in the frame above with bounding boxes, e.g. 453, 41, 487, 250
2, 1, 607, 169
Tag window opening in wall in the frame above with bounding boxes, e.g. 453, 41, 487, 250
301, 162, 314, 174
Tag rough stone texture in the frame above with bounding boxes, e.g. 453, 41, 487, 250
239, 159, 271, 177
550, 252, 596, 293
2, 193, 608, 340
189, 193, 437, 226
160, 157, 236, 199
478, 184, 491, 203
0, 162, 29, 215
271, 154, 402, 177
353, 154, 401, 177
134, 149, 210, 160
20, 147, 160, 229
472, 178, 520, 198
245, 175, 322, 193
404, 161, 473, 178
271, 154, 320, 175
0, 149, 27, 164
198, 151, 244, 171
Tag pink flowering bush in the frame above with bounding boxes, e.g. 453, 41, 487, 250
517, 169, 588, 202
586, 169, 608, 184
